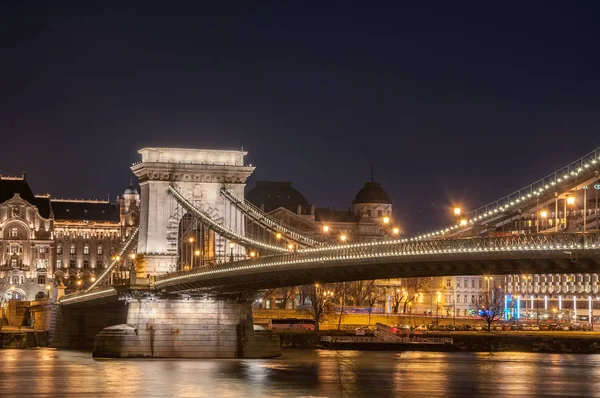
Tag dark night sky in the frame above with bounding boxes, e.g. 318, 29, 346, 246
1, 2, 599, 235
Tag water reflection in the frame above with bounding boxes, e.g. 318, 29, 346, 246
1, 349, 600, 397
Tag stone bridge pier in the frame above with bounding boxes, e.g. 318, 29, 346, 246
54, 296, 281, 358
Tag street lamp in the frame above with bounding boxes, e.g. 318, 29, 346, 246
460, 219, 468, 227
340, 234, 347, 242
288, 243, 294, 251
540, 210, 548, 231
275, 232, 282, 240
436, 291, 441, 326
249, 251, 256, 258
229, 242, 235, 262
567, 196, 575, 205
130, 253, 136, 260
453, 207, 461, 216
323, 225, 329, 233
383, 216, 390, 224
392, 227, 400, 235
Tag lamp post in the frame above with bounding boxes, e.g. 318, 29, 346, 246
229, 242, 234, 262
436, 291, 441, 326
188, 236, 194, 270
540, 210, 548, 232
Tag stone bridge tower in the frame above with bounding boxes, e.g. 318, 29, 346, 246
131, 147, 255, 276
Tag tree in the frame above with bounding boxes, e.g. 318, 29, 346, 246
298, 283, 339, 331
347, 280, 377, 306
391, 288, 408, 313
472, 288, 505, 332
401, 277, 433, 313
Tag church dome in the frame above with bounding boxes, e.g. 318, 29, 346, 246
353, 182, 391, 204
246, 181, 309, 213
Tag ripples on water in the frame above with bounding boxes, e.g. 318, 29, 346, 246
0, 349, 599, 397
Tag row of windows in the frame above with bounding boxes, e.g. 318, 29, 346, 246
55, 231, 119, 240
451, 278, 487, 289
356, 209, 391, 217
57, 245, 104, 255
56, 259, 102, 269
6, 275, 46, 285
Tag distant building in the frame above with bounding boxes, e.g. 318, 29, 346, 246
246, 180, 395, 242
0, 175, 139, 302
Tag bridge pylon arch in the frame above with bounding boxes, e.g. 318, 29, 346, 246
131, 147, 255, 276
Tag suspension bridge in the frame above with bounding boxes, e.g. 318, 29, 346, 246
52, 146, 600, 358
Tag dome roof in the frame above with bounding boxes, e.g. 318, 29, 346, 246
124, 184, 139, 195
353, 182, 391, 204
246, 181, 309, 213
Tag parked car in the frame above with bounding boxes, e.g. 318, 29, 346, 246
445, 325, 455, 331
415, 325, 428, 331
539, 324, 549, 331
474, 325, 483, 331
462, 325, 473, 331
530, 325, 540, 331
495, 326, 503, 331
502, 324, 512, 331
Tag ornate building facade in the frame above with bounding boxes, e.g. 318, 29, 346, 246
0, 175, 139, 303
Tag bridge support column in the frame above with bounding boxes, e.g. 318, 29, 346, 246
134, 253, 178, 277
93, 297, 281, 359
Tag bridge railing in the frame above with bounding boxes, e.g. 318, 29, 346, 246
220, 187, 322, 247
154, 232, 600, 285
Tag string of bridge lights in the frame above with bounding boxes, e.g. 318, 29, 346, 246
285, 150, 600, 254
220, 187, 320, 245
154, 234, 600, 287
84, 226, 141, 292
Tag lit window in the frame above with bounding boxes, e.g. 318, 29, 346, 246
39, 246, 46, 254
10, 228, 18, 238
446, 279, 451, 287
84, 245, 89, 255
56, 245, 62, 255
56, 259, 62, 268
70, 245, 76, 255
97, 246, 103, 255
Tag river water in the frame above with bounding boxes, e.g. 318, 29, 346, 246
0, 349, 598, 397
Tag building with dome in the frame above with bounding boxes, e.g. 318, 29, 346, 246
0, 174, 139, 304
246, 180, 397, 243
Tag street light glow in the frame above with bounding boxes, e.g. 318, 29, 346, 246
229, 242, 235, 249
322, 225, 329, 232
189, 236, 194, 243
383, 216, 390, 224
453, 207, 461, 216
540, 210, 548, 218
392, 227, 399, 235
275, 232, 282, 240
340, 234, 347, 242
567, 196, 575, 205
194, 250, 201, 256
459, 219, 468, 226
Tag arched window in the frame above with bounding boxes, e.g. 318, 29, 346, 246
70, 244, 76, 255
377, 210, 382, 217
83, 245, 89, 255
366, 209, 371, 217
97, 246, 103, 255
56, 245, 62, 255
